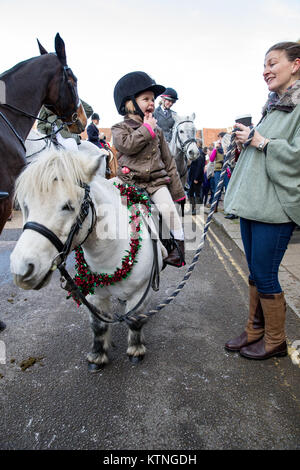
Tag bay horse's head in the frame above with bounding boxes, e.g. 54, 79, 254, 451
37, 33, 87, 133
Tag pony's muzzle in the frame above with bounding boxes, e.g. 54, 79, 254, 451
10, 255, 49, 290
13, 262, 35, 290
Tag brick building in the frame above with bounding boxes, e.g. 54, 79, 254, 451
202, 128, 228, 147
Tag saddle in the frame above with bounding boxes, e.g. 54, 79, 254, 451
134, 186, 185, 269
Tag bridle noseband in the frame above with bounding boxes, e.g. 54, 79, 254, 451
23, 183, 96, 270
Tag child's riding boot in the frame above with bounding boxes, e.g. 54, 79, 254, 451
164, 240, 185, 268
240, 292, 287, 360
225, 280, 265, 351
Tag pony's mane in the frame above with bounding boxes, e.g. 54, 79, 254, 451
15, 149, 89, 203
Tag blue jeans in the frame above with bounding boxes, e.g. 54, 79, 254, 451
240, 218, 295, 294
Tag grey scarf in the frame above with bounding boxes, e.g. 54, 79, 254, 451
262, 80, 300, 117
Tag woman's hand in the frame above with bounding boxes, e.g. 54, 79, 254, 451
144, 112, 157, 131
234, 123, 269, 149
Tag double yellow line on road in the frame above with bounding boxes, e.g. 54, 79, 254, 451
189, 214, 248, 307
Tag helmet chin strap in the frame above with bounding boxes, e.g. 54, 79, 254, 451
131, 96, 145, 120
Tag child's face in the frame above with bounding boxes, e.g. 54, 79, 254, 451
135, 91, 155, 115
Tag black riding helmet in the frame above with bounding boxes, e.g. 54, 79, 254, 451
114, 71, 165, 118
161, 87, 178, 101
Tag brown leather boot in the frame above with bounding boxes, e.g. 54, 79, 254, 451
164, 240, 185, 268
240, 292, 287, 360
225, 280, 264, 351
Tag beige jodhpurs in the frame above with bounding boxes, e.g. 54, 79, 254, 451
151, 186, 184, 240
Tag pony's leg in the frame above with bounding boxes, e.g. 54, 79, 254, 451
125, 291, 149, 363
86, 296, 112, 373
127, 319, 147, 364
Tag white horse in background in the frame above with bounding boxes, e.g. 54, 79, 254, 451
168, 113, 199, 189
10, 149, 165, 373
25, 128, 108, 176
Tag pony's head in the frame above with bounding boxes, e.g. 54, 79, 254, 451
10, 149, 103, 290
173, 113, 199, 161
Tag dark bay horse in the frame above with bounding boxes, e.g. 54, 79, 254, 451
0, 33, 87, 233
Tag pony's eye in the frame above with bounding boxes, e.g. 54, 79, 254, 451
61, 202, 74, 212
180, 130, 184, 134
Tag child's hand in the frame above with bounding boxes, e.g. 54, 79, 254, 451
144, 113, 157, 131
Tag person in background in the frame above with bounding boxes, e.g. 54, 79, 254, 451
87, 113, 102, 148
187, 138, 205, 214
37, 100, 93, 151
206, 144, 216, 207
153, 87, 178, 143
202, 158, 211, 207
224, 41, 300, 360
211, 132, 231, 212
221, 132, 238, 220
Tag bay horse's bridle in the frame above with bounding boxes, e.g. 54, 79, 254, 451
21, 183, 121, 324
0, 65, 80, 151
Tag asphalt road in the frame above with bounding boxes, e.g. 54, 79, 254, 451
0, 214, 300, 450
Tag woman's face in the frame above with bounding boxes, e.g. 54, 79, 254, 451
263, 49, 300, 95
135, 91, 155, 115
163, 98, 174, 110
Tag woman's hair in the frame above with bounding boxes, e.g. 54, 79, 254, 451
266, 41, 300, 62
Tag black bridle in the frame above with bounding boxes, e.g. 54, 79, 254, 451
43, 66, 80, 120
23, 183, 95, 270
22, 183, 124, 324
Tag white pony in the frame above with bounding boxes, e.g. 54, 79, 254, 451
168, 113, 199, 189
10, 149, 164, 372
25, 128, 108, 176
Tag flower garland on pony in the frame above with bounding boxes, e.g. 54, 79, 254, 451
68, 183, 151, 306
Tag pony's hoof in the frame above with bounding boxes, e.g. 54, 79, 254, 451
88, 362, 105, 373
128, 355, 144, 364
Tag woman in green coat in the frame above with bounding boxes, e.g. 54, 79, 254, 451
224, 41, 300, 360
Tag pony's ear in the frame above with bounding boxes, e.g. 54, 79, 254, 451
191, 112, 196, 120
37, 39, 48, 55
86, 153, 108, 181
55, 33, 67, 66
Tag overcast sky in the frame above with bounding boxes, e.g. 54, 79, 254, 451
1, 0, 299, 129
